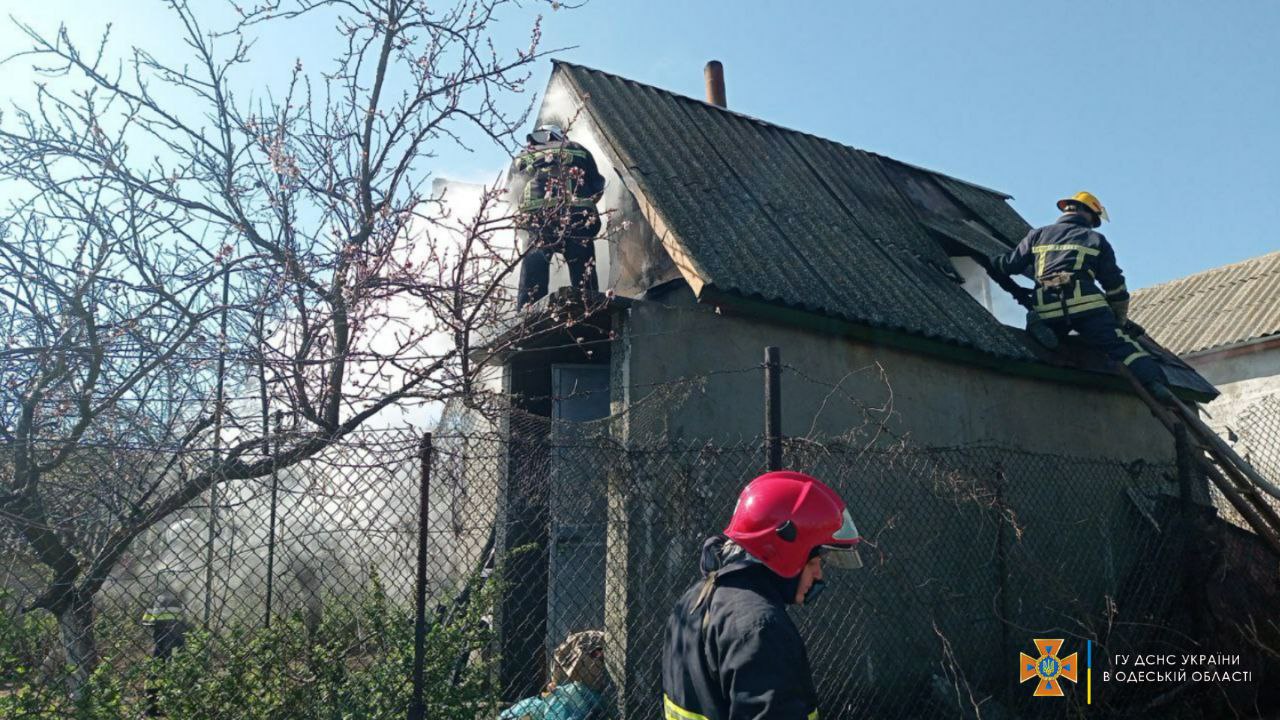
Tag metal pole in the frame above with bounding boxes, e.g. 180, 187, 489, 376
409, 432, 433, 720
264, 409, 282, 629
993, 467, 1014, 706
204, 265, 230, 628
764, 346, 782, 471
257, 308, 276, 629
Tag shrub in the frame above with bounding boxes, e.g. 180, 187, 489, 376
0, 572, 501, 719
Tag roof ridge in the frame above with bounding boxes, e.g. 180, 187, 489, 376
550, 59, 1013, 200
1134, 249, 1280, 296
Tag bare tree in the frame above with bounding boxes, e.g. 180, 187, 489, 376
0, 0, 593, 692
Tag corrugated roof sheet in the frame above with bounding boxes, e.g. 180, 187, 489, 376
557, 61, 1037, 362
1131, 251, 1280, 356
929, 174, 1033, 246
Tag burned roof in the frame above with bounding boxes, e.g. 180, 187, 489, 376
555, 61, 1035, 362
1131, 251, 1280, 356
547, 62, 1215, 400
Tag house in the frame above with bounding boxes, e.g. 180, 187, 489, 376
450, 61, 1223, 715
1131, 250, 1280, 476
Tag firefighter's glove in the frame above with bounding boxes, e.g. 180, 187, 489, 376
1109, 299, 1130, 325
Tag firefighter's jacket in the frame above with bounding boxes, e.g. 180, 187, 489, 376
511, 139, 605, 219
662, 537, 819, 720
990, 213, 1130, 320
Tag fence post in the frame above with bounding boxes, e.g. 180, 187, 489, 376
1174, 423, 1209, 643
264, 410, 282, 629
204, 265, 231, 628
993, 466, 1014, 706
409, 432, 433, 720
764, 346, 782, 471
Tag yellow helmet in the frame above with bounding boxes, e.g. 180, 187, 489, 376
1057, 191, 1109, 227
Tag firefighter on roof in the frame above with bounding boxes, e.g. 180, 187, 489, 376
510, 124, 606, 309
990, 191, 1175, 402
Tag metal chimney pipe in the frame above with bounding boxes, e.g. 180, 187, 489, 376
704, 60, 726, 108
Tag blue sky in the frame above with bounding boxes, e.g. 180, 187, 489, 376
2, 0, 1277, 289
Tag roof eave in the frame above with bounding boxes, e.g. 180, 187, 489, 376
1183, 333, 1280, 362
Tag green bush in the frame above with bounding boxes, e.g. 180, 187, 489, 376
0, 573, 502, 719
0, 589, 60, 689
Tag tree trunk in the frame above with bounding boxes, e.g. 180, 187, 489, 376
55, 593, 99, 697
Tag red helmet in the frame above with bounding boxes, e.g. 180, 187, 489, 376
724, 471, 862, 578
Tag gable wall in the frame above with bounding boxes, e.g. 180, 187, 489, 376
531, 73, 682, 299
1186, 342, 1280, 437
616, 298, 1174, 461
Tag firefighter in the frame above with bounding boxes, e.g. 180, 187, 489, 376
141, 591, 190, 715
662, 471, 862, 720
141, 591, 189, 660
990, 192, 1175, 402
510, 124, 606, 309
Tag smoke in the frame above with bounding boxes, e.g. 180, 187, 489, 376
154, 449, 420, 627
145, 79, 642, 624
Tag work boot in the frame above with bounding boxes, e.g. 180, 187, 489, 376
1025, 312, 1058, 349
1144, 382, 1178, 406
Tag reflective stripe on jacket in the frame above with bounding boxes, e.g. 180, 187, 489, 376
512, 140, 604, 215
662, 537, 820, 720
991, 213, 1130, 319
664, 694, 818, 720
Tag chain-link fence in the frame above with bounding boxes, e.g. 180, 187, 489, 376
2, 430, 439, 718
1238, 394, 1280, 488
449, 414, 1275, 720
4, 378, 1280, 719
1208, 393, 1280, 536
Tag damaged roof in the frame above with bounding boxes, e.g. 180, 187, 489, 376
556, 61, 1035, 361
1131, 251, 1280, 356
548, 62, 1215, 400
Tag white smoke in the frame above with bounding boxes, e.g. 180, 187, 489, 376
951, 256, 1027, 328
154, 450, 422, 627
150, 179, 521, 626
147, 79, 637, 625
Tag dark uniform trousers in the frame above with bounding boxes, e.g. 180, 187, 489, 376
1041, 304, 1164, 387
512, 139, 604, 309
515, 210, 599, 309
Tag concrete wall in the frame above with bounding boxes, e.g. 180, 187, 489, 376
615, 295, 1174, 460
1185, 341, 1280, 437
598, 297, 1181, 717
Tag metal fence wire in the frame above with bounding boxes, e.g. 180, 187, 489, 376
3, 381, 1279, 719
1238, 394, 1280, 491
1205, 394, 1280, 535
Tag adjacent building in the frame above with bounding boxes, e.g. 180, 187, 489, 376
1132, 249, 1280, 474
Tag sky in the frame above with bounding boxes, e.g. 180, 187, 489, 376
1, 0, 1277, 290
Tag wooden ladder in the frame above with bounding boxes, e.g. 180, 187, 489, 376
1121, 367, 1280, 557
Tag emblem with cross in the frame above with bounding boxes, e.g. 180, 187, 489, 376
1019, 638, 1079, 697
